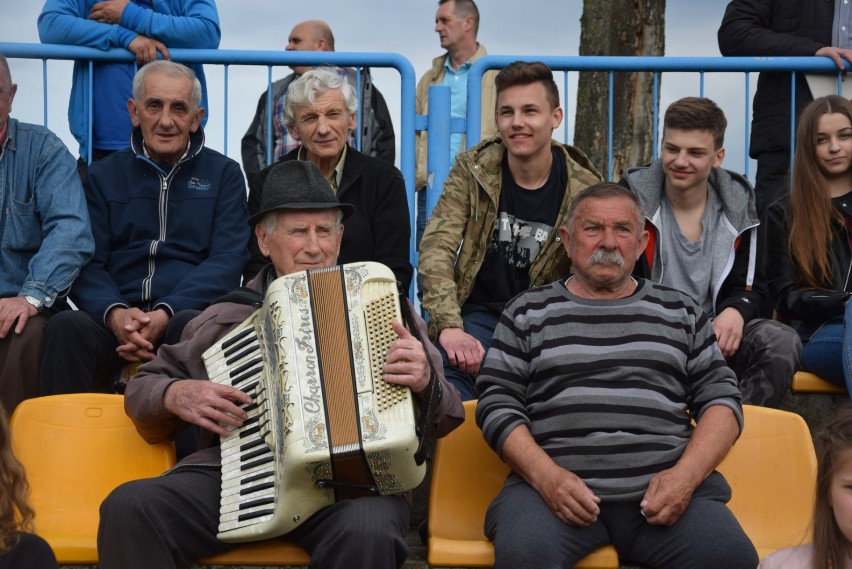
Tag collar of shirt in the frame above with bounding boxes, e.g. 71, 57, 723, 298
0, 121, 7, 147
297, 144, 347, 193
142, 138, 191, 169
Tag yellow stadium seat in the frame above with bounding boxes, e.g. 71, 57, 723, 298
791, 371, 846, 394
427, 400, 618, 568
717, 405, 817, 560
198, 538, 310, 565
9, 393, 176, 564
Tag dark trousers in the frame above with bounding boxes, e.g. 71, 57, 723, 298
0, 312, 51, 416
436, 303, 500, 401
726, 318, 801, 408
485, 472, 758, 569
98, 465, 410, 569
39, 309, 199, 395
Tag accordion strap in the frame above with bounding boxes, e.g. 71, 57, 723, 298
398, 293, 441, 466
211, 286, 264, 308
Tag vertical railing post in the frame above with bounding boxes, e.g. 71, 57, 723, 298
424, 84, 452, 238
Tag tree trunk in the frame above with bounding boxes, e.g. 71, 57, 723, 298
574, 0, 666, 180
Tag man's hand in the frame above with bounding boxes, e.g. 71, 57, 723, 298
107, 307, 169, 362
438, 327, 486, 376
87, 0, 130, 24
816, 46, 852, 71
712, 307, 744, 358
537, 463, 601, 526
0, 297, 37, 338
383, 320, 430, 394
639, 466, 699, 526
163, 380, 253, 436
128, 35, 170, 65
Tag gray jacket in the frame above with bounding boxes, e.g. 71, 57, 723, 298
622, 161, 767, 321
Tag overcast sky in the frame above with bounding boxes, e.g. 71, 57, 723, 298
0, 0, 746, 178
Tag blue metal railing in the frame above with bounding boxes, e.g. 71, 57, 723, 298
465, 55, 852, 180
0, 43, 419, 288
4, 43, 852, 299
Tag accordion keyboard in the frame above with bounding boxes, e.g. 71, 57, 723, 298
204, 321, 279, 532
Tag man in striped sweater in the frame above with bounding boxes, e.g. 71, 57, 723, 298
476, 183, 758, 569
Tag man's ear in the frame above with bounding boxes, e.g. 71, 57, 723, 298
287, 124, 302, 142
464, 15, 474, 33
128, 99, 141, 127
255, 223, 270, 257
551, 106, 564, 131
636, 228, 650, 260
190, 107, 204, 133
713, 146, 725, 169
558, 225, 571, 256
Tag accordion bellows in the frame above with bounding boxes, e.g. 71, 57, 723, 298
202, 262, 425, 543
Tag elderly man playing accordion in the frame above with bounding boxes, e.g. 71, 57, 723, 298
97, 160, 463, 569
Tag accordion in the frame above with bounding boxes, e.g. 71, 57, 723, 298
202, 262, 427, 543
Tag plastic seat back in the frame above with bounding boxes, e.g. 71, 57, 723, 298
427, 400, 618, 568
717, 405, 816, 559
10, 393, 175, 563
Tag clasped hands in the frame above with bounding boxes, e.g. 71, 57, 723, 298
106, 306, 170, 362
538, 463, 697, 527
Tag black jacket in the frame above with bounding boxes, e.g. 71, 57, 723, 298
718, 0, 834, 157
767, 196, 852, 340
244, 146, 413, 290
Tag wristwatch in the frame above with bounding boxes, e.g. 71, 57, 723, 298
23, 295, 44, 312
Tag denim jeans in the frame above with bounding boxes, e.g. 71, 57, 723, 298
800, 300, 852, 397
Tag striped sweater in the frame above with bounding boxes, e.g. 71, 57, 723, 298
476, 278, 743, 502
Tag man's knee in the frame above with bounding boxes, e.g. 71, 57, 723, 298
102, 479, 158, 517
44, 309, 95, 340
737, 319, 801, 405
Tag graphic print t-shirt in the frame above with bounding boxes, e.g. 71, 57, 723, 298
467, 148, 566, 314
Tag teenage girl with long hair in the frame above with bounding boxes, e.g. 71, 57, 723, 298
759, 405, 852, 568
0, 405, 56, 568
767, 95, 852, 395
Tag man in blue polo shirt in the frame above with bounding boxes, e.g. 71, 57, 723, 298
414, 0, 498, 243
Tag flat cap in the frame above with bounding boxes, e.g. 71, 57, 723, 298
248, 160, 354, 226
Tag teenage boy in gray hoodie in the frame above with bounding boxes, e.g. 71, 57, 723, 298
621, 97, 800, 408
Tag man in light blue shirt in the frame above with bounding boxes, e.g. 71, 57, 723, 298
415, 0, 498, 256
442, 54, 472, 161
0, 54, 94, 413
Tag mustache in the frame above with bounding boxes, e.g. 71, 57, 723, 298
588, 248, 624, 268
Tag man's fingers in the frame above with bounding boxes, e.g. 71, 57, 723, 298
0, 316, 16, 339
13, 311, 29, 334
126, 331, 154, 351
390, 319, 412, 340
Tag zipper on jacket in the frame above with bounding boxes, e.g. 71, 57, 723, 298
140, 165, 180, 307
